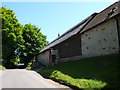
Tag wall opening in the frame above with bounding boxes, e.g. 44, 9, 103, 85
115, 17, 120, 52
52, 55, 56, 63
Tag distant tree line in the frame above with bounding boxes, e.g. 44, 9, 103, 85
1, 7, 48, 68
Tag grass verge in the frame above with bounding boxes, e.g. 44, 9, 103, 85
0, 65, 6, 70
39, 54, 120, 89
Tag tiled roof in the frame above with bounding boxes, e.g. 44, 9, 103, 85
40, 1, 120, 53
80, 1, 120, 33
40, 13, 97, 53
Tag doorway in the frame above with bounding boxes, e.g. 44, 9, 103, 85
52, 55, 56, 63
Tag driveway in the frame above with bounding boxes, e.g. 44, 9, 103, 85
0, 69, 70, 89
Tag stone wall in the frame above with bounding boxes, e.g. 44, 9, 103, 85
81, 18, 119, 57
37, 50, 50, 66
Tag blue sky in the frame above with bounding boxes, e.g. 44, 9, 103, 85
2, 2, 117, 42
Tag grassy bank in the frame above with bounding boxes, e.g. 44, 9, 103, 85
39, 54, 120, 89
0, 65, 6, 70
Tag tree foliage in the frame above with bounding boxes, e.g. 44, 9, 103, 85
21, 24, 48, 66
1, 7, 24, 68
1, 7, 48, 68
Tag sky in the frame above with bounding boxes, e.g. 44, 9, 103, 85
2, 1, 118, 42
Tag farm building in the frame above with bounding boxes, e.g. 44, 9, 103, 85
37, 1, 120, 66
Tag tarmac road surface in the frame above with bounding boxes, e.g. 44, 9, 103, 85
0, 69, 69, 89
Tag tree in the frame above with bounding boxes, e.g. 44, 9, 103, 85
21, 24, 48, 66
1, 7, 48, 68
1, 7, 24, 68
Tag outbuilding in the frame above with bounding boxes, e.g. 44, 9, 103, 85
37, 1, 120, 66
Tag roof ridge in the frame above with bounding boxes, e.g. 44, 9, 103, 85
40, 13, 97, 53
47, 13, 97, 46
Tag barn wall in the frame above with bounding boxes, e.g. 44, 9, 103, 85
117, 15, 120, 51
118, 17, 120, 33
37, 50, 50, 66
81, 18, 119, 57
118, 15, 120, 51
53, 34, 82, 59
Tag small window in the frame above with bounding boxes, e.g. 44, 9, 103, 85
88, 37, 91, 39
86, 47, 89, 49
107, 7, 116, 17
103, 39, 108, 42
102, 48, 105, 50
112, 47, 115, 50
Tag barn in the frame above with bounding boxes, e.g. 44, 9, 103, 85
37, 1, 120, 66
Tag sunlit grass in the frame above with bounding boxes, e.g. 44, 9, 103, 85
0, 65, 6, 70
40, 54, 120, 89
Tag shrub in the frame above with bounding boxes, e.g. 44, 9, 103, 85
25, 62, 32, 70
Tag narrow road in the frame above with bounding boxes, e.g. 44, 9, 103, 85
0, 69, 69, 89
